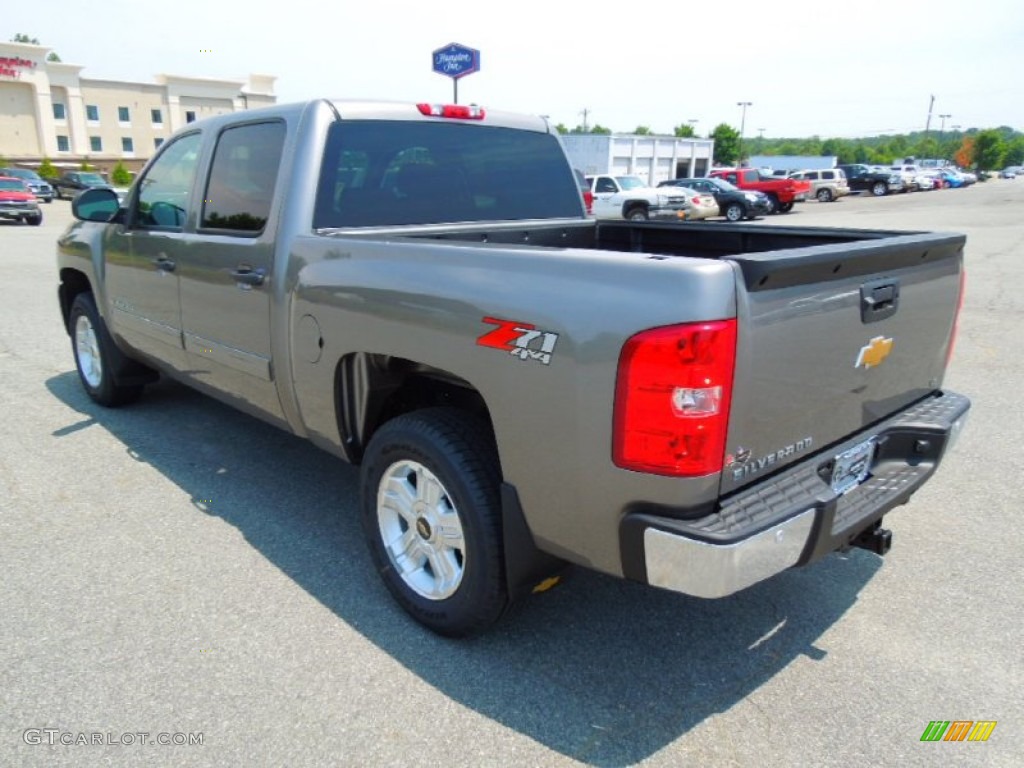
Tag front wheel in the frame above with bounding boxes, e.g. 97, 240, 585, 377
626, 206, 649, 221
69, 293, 143, 406
724, 202, 745, 222
360, 408, 509, 637
764, 194, 780, 214
26, 214, 42, 226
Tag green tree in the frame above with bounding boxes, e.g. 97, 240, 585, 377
673, 123, 696, 138
111, 161, 132, 186
972, 129, 1005, 170
913, 136, 939, 160
38, 157, 58, 180
554, 123, 569, 135
11, 33, 41, 43
1004, 136, 1024, 166
633, 125, 651, 135
590, 124, 612, 135
710, 123, 741, 165
47, 52, 61, 62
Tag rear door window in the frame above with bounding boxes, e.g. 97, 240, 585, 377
201, 121, 286, 234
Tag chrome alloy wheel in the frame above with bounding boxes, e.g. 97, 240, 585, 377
75, 313, 103, 389
377, 460, 466, 600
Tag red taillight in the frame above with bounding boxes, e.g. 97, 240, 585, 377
613, 320, 737, 477
945, 268, 966, 367
583, 190, 594, 214
416, 103, 486, 120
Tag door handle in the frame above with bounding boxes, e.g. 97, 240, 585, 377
230, 266, 266, 287
152, 256, 176, 272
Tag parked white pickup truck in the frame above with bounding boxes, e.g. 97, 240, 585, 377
585, 174, 691, 221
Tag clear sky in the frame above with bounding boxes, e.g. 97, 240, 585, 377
5, 0, 1022, 138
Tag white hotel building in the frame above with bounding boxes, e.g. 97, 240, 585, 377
0, 41, 275, 172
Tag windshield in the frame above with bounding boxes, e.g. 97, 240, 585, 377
615, 176, 646, 190
709, 177, 738, 192
79, 173, 107, 185
0, 179, 28, 191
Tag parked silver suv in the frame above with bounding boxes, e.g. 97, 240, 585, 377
789, 168, 850, 203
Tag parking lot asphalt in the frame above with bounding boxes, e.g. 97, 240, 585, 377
1, 183, 1022, 767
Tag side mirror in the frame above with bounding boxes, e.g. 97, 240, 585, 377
72, 187, 121, 223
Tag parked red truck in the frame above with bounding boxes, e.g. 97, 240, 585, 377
708, 168, 811, 214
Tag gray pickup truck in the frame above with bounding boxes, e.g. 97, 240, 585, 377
57, 99, 970, 636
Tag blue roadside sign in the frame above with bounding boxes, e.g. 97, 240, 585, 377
432, 43, 481, 80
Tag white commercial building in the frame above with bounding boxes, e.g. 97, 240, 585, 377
559, 133, 715, 184
0, 41, 275, 172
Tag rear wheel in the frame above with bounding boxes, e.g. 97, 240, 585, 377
724, 202, 745, 222
69, 293, 143, 406
871, 181, 887, 197
361, 408, 509, 637
816, 188, 833, 203
778, 201, 794, 213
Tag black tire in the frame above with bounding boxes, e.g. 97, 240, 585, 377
626, 205, 649, 221
724, 202, 745, 222
27, 214, 42, 226
69, 293, 144, 406
778, 201, 794, 213
871, 181, 887, 197
765, 193, 780, 214
360, 408, 509, 637
816, 188, 833, 203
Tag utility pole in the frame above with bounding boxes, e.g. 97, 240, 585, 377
925, 94, 935, 132
579, 108, 590, 133
737, 102, 752, 164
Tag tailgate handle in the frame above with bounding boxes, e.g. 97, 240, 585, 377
860, 279, 900, 323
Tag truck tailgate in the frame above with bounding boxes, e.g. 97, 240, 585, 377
721, 231, 964, 495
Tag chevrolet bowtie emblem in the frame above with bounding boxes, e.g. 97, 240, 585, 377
855, 336, 894, 369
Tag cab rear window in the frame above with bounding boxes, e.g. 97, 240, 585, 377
314, 121, 581, 228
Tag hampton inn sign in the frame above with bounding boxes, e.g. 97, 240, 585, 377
0, 56, 36, 79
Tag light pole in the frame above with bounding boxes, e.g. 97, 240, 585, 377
688, 118, 698, 136
737, 101, 752, 164
939, 113, 951, 134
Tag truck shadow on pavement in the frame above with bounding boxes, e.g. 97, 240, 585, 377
47, 372, 882, 766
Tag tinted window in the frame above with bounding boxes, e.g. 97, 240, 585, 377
90, 136, 102, 152
135, 132, 202, 229
314, 121, 582, 228
201, 121, 285, 233
822, 171, 834, 180
86, 105, 99, 121
594, 177, 617, 193
118, 106, 130, 122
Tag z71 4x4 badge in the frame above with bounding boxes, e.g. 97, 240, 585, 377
477, 316, 559, 366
